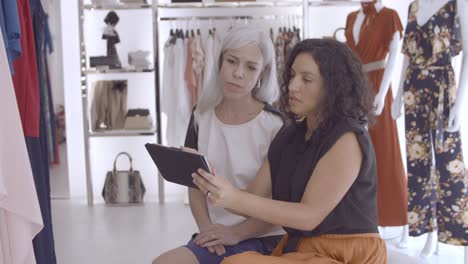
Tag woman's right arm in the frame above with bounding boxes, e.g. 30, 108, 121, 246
189, 187, 212, 231
184, 110, 213, 230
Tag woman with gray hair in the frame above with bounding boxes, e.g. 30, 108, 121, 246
153, 25, 285, 264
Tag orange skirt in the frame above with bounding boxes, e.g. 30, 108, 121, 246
221, 233, 387, 264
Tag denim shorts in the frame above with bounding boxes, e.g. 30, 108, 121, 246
184, 235, 282, 264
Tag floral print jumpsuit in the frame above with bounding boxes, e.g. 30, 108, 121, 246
402, 0, 467, 245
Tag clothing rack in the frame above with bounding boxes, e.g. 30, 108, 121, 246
157, 1, 303, 8
155, 2, 306, 46
159, 15, 303, 21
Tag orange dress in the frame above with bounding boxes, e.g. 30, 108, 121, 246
345, 7, 408, 226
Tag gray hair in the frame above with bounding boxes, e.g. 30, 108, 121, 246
195, 25, 278, 120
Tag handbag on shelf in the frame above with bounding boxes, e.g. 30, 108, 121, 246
124, 108, 152, 130
102, 152, 146, 205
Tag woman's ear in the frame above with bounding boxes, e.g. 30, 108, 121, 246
256, 69, 265, 88
259, 65, 267, 79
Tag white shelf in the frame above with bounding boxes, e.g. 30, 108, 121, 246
89, 129, 157, 137
158, 1, 303, 8
84, 67, 154, 74
83, 3, 152, 10
309, 0, 360, 6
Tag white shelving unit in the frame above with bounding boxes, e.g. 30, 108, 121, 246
78, 0, 164, 205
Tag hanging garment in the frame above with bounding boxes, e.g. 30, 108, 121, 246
28, 1, 57, 262
212, 29, 221, 57
0, 0, 22, 74
107, 81, 128, 129
12, 0, 40, 137
31, 1, 57, 165
161, 38, 174, 144
43, 41, 59, 164
203, 30, 220, 86
0, 26, 43, 264
191, 33, 204, 100
161, 39, 173, 93
171, 37, 191, 146
185, 37, 197, 107
203, 32, 215, 89
402, 0, 466, 245
91, 81, 110, 130
90, 80, 128, 131
161, 36, 191, 146
345, 6, 408, 227
275, 32, 286, 86
284, 31, 299, 66
27, 99, 56, 264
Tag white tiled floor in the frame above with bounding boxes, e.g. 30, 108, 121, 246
51, 199, 465, 264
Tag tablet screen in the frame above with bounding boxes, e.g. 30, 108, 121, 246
145, 143, 211, 188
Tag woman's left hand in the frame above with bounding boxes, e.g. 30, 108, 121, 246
192, 169, 240, 208
193, 223, 242, 247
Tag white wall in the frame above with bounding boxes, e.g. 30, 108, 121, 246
62, 0, 467, 202
62, 0, 86, 199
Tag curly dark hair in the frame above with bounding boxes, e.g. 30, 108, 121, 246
279, 38, 375, 127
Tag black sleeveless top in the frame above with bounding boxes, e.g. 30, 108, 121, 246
268, 118, 379, 253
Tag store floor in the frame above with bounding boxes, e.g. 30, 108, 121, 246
51, 199, 465, 264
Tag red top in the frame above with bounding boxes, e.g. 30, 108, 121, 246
12, 0, 40, 137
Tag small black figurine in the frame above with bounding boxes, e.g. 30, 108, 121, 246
102, 11, 121, 69
89, 11, 123, 69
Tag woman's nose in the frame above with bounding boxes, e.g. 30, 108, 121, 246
288, 76, 301, 92
233, 65, 244, 79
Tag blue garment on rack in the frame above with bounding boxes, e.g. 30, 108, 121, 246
25, 91, 57, 262
44, 14, 53, 53
31, 0, 55, 164
0, 0, 22, 74
28, 0, 57, 263
33, 3, 55, 164
42, 13, 57, 164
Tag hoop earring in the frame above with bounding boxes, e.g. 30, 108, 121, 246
251, 79, 261, 97
256, 79, 262, 89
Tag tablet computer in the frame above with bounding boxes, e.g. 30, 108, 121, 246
144, 143, 211, 189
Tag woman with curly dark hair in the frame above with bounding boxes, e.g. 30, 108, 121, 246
192, 38, 387, 263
